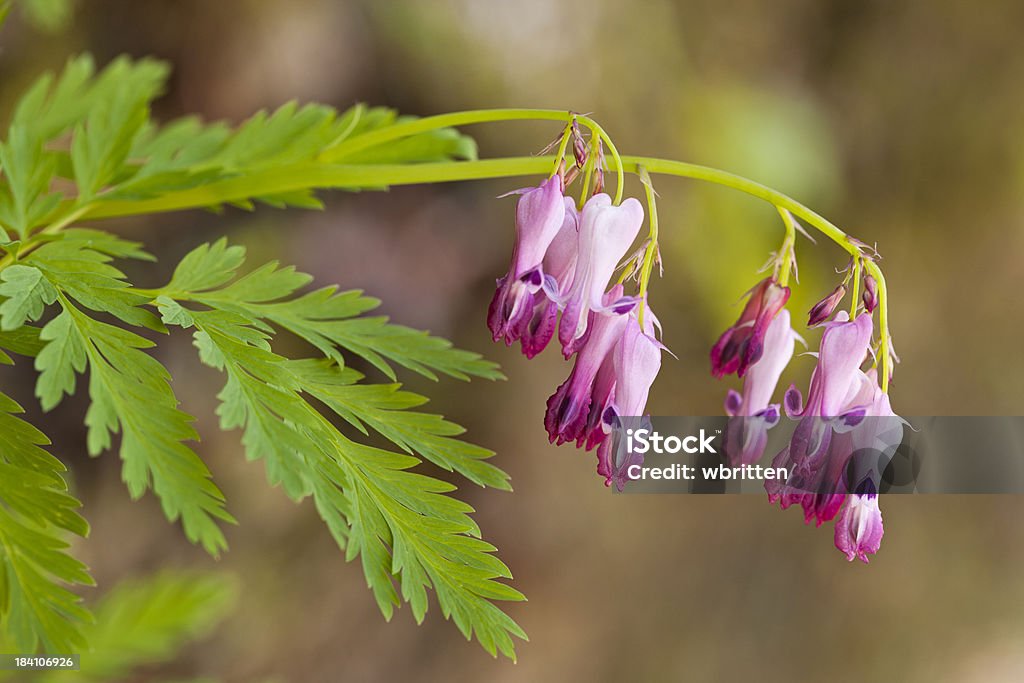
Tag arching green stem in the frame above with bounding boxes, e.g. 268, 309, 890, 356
636, 166, 659, 329
862, 259, 891, 391
319, 108, 625, 204
549, 118, 576, 179
849, 257, 863, 319
9, 124, 893, 390
578, 135, 600, 208
775, 208, 798, 288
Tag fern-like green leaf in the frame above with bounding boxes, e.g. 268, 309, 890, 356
0, 264, 57, 331
0, 126, 61, 237
41, 300, 234, 556
0, 53, 528, 659
0, 324, 44, 364
25, 231, 163, 331
0, 391, 93, 654
69, 83, 151, 204
12, 55, 167, 149
295, 359, 510, 490
161, 239, 503, 382
154, 245, 525, 658
3, 54, 480, 232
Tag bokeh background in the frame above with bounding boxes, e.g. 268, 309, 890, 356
3, 0, 1024, 680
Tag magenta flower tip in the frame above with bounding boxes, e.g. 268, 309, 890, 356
710, 278, 791, 379
807, 283, 847, 327
862, 273, 879, 313
557, 194, 644, 355
488, 178, 575, 357
834, 483, 884, 563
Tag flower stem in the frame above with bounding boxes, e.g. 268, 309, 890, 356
319, 108, 625, 204
21, 101, 893, 391
550, 118, 576, 179
862, 259, 891, 392
578, 135, 599, 208
75, 152, 892, 389
849, 257, 862, 320
775, 208, 797, 288
636, 166, 659, 329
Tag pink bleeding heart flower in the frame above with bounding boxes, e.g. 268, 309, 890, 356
723, 308, 798, 466
544, 286, 630, 447
488, 176, 567, 351
557, 193, 644, 358
595, 306, 663, 489
710, 277, 790, 379
786, 311, 874, 422
768, 311, 873, 511
766, 311, 902, 562
519, 197, 580, 358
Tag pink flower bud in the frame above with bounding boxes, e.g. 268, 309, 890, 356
710, 278, 791, 379
807, 284, 847, 327
862, 273, 878, 313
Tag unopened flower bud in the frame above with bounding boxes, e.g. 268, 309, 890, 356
862, 273, 878, 313
572, 131, 587, 169
710, 277, 791, 379
807, 284, 846, 327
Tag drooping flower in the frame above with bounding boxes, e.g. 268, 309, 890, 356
723, 308, 798, 465
766, 312, 874, 511
517, 296, 558, 360
807, 283, 847, 327
557, 193, 644, 358
577, 358, 615, 452
765, 310, 903, 560
595, 307, 663, 488
519, 198, 580, 358
542, 197, 581, 298
488, 176, 567, 350
710, 277, 790, 379
544, 287, 630, 446
768, 429, 854, 527
833, 480, 884, 563
608, 311, 662, 424
787, 311, 873, 422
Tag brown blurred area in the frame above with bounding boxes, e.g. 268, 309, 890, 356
3, 0, 1024, 680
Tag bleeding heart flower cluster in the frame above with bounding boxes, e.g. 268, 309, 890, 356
486, 142, 899, 565
715, 269, 902, 563
488, 175, 663, 486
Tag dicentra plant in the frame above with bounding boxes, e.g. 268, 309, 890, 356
0, 48, 899, 664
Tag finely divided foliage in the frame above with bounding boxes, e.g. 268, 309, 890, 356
0, 56, 524, 658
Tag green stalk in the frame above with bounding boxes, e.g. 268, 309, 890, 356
577, 135, 598, 208
636, 166, 659, 329
549, 118, 576, 179
775, 207, 797, 287
9, 134, 892, 389
849, 257, 862, 319
862, 259, 891, 391
319, 108, 625, 204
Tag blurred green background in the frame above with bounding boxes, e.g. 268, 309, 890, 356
3, 0, 1024, 680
